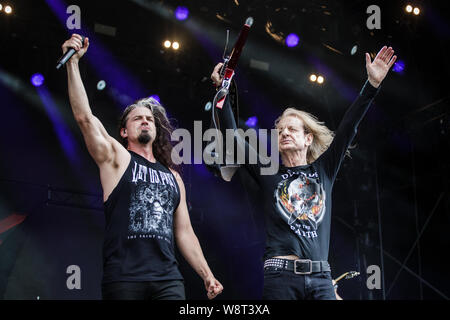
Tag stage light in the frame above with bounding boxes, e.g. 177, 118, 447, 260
204, 101, 212, 112
351, 45, 358, 56
317, 76, 324, 84
174, 6, 189, 21
393, 60, 405, 73
406, 5, 413, 13
285, 33, 300, 48
310, 74, 317, 82
164, 40, 171, 48
413, 7, 420, 15
149, 94, 160, 103
172, 41, 180, 50
31, 73, 45, 87
245, 116, 258, 128
0, 4, 3, 11
97, 80, 106, 91
4, 5, 12, 14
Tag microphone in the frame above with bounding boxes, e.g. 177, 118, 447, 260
56, 36, 86, 70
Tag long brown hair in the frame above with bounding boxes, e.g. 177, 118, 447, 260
118, 97, 179, 172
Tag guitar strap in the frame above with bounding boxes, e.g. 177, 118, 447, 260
205, 79, 240, 181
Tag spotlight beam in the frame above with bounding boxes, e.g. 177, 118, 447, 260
0, 68, 81, 166
37, 86, 81, 165
0, 68, 78, 130
46, 0, 153, 108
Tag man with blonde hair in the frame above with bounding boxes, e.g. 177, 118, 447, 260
210, 46, 396, 299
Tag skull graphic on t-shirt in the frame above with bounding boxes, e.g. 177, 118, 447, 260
275, 172, 325, 231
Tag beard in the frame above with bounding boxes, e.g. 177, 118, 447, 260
138, 131, 152, 144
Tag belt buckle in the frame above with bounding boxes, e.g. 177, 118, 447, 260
294, 259, 312, 275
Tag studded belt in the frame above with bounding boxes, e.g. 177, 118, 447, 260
264, 258, 331, 274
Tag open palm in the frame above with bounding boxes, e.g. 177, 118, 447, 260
366, 46, 397, 88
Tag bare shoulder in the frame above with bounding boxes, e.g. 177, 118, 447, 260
170, 169, 184, 188
99, 138, 131, 202
170, 168, 181, 181
108, 137, 130, 167
170, 169, 187, 214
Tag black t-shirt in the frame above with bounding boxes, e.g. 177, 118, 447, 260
102, 151, 183, 283
212, 80, 379, 262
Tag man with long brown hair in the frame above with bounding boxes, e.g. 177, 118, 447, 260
63, 34, 223, 300
210, 46, 397, 299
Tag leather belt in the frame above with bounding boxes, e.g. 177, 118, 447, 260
264, 258, 331, 274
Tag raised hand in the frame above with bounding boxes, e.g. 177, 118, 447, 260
366, 46, 397, 88
210, 62, 224, 87
61, 34, 89, 64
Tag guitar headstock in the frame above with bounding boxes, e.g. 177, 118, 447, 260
345, 271, 360, 279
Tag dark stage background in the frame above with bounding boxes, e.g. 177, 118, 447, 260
0, 0, 449, 300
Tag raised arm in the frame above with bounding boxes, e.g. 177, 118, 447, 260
209, 64, 274, 181
63, 34, 117, 165
172, 171, 223, 299
319, 46, 397, 180
366, 46, 397, 88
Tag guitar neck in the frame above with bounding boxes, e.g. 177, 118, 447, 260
334, 272, 349, 284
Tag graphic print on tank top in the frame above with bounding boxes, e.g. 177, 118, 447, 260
128, 161, 178, 243
274, 171, 326, 239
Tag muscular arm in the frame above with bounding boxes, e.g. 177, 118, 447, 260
63, 34, 129, 201
67, 60, 115, 165
172, 171, 223, 299
64, 34, 119, 166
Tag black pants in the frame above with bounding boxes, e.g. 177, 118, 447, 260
102, 280, 185, 300
262, 268, 336, 300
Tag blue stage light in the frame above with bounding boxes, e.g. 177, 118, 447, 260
175, 6, 189, 21
31, 73, 45, 87
285, 34, 300, 47
149, 94, 161, 103
246, 116, 258, 128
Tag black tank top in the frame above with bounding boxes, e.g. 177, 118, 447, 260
102, 151, 183, 283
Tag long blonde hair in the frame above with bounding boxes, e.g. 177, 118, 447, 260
275, 108, 335, 164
